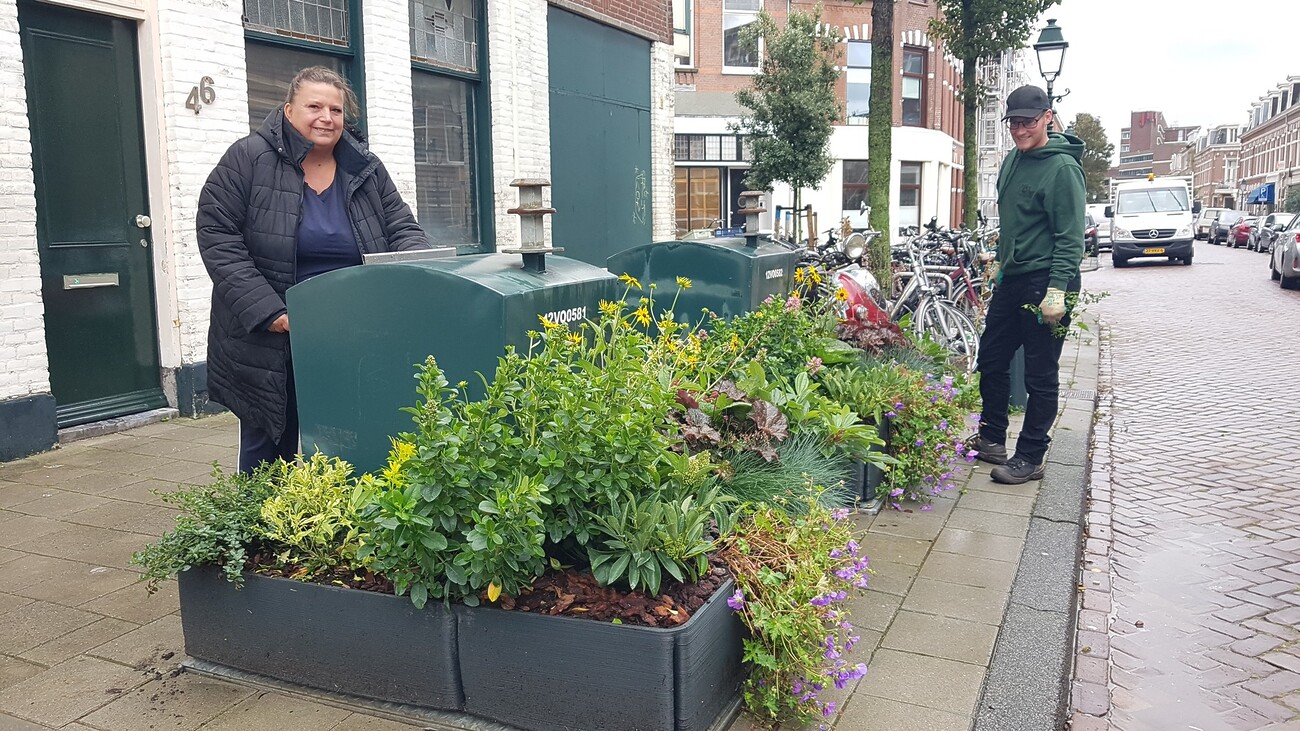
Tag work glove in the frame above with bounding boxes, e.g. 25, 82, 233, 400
1039, 288, 1066, 326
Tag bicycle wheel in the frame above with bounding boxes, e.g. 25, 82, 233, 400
914, 298, 980, 373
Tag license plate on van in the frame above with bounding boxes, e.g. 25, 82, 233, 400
1143, 247, 1165, 255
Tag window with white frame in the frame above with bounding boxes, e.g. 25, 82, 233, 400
723, 0, 760, 73
1121, 129, 1130, 140
673, 0, 693, 67
899, 161, 922, 229
846, 41, 870, 125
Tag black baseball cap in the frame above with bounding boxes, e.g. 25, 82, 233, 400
1003, 85, 1051, 120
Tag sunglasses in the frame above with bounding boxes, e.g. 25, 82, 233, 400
1007, 113, 1046, 130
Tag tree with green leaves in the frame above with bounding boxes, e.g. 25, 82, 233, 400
734, 8, 841, 246
866, 0, 895, 288
1068, 113, 1114, 202
930, 0, 1059, 228
1285, 185, 1300, 214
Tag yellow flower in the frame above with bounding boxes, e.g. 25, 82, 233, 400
633, 305, 652, 327
835, 287, 849, 302
793, 267, 807, 284
538, 314, 561, 331
618, 273, 643, 290
598, 300, 622, 317
728, 333, 742, 352
392, 439, 416, 465
809, 267, 823, 285
565, 331, 583, 346
676, 276, 693, 289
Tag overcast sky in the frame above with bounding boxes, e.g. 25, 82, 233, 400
1028, 0, 1295, 162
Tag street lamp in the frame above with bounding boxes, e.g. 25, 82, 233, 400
1033, 19, 1069, 105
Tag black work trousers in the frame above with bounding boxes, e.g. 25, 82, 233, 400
237, 360, 299, 474
975, 269, 1078, 464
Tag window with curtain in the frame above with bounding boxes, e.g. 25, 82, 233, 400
411, 0, 485, 251
244, 0, 360, 132
899, 161, 922, 229
846, 41, 870, 126
902, 47, 925, 127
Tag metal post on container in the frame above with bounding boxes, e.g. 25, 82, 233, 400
737, 191, 767, 248
501, 179, 562, 273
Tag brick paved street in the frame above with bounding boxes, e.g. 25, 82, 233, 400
1074, 242, 1300, 731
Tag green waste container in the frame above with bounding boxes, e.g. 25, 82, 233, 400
606, 237, 799, 325
288, 253, 621, 473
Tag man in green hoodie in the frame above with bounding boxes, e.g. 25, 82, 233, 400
968, 85, 1086, 485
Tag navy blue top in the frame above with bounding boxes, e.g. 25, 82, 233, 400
296, 172, 361, 283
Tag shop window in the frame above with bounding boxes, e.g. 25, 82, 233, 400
723, 0, 760, 73
901, 47, 925, 127
675, 167, 723, 234
411, 0, 489, 251
244, 0, 362, 131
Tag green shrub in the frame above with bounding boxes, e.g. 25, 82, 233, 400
258, 453, 369, 579
131, 464, 274, 592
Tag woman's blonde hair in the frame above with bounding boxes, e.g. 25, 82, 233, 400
284, 66, 359, 120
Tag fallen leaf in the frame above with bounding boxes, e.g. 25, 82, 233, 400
487, 582, 502, 602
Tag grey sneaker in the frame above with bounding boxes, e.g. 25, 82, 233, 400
965, 434, 1008, 465
990, 456, 1046, 485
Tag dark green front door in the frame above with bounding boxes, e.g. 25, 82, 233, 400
20, 1, 165, 427
547, 8, 652, 266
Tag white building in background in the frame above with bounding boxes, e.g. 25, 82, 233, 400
0, 0, 675, 461
974, 48, 1033, 221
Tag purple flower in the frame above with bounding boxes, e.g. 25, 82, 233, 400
893, 402, 905, 410
726, 588, 744, 611
889, 488, 904, 498
821, 702, 837, 717
939, 419, 949, 431
830, 508, 850, 521
785, 294, 801, 311
846, 540, 860, 553
829, 548, 844, 559
824, 636, 841, 660
810, 595, 833, 607
921, 504, 933, 512
792, 678, 803, 696
763, 295, 774, 305
806, 356, 823, 375
915, 438, 925, 447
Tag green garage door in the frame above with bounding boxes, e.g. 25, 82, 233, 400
547, 8, 652, 266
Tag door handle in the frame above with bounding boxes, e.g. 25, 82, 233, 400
135, 214, 152, 228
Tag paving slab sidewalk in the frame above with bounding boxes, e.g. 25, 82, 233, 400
0, 328, 1097, 731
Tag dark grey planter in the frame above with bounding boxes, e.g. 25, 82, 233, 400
177, 567, 462, 710
456, 577, 745, 731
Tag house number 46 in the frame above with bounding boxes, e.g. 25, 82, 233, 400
186, 77, 216, 114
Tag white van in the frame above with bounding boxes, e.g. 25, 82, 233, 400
1106, 176, 1198, 267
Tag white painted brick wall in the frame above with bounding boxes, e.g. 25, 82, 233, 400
649, 41, 675, 241
487, 0, 551, 249
0, 0, 50, 401
362, 0, 417, 205
151, 0, 249, 367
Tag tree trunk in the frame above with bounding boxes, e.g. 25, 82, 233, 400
867, 0, 894, 288
960, 0, 977, 229
793, 188, 802, 247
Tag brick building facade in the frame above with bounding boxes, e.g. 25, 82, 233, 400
1239, 76, 1300, 213
672, 0, 966, 236
1189, 125, 1243, 209
0, 0, 676, 460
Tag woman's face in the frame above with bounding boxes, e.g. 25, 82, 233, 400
285, 81, 345, 151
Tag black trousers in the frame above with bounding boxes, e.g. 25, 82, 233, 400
975, 270, 1078, 464
237, 360, 299, 474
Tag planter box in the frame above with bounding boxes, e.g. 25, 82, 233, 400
456, 578, 745, 731
177, 567, 462, 710
178, 568, 744, 731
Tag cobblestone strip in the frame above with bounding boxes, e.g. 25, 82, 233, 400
1070, 321, 1114, 730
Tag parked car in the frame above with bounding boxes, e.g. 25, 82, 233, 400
1230, 217, 1257, 249
1084, 213, 1100, 256
1086, 203, 1111, 250
1253, 212, 1295, 253
1196, 207, 1229, 240
1209, 210, 1245, 245
1271, 213, 1300, 289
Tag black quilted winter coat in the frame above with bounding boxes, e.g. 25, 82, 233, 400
196, 109, 429, 442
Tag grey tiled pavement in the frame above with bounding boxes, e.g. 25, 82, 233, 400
0, 331, 1098, 730
1071, 242, 1300, 731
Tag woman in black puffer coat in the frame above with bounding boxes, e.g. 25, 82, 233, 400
197, 67, 429, 472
